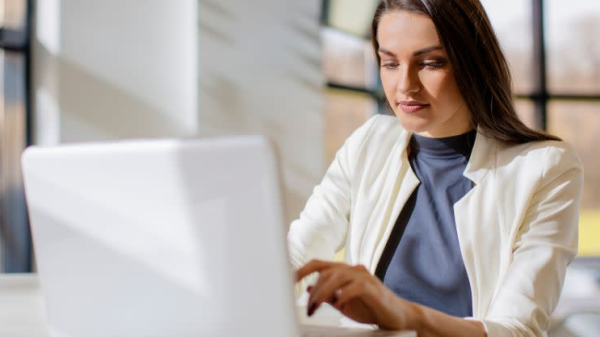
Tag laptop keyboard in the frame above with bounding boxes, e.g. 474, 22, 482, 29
300, 325, 416, 337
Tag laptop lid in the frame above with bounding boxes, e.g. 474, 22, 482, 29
22, 136, 300, 337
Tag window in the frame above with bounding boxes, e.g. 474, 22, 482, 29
321, 4, 380, 164
547, 0, 600, 94
545, 0, 600, 257
0, 0, 32, 272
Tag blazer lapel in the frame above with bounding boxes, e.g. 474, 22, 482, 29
367, 130, 420, 273
454, 131, 501, 318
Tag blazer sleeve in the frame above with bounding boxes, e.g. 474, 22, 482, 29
482, 143, 584, 337
287, 115, 379, 288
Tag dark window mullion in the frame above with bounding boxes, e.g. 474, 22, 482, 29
516, 94, 600, 102
0, 28, 28, 51
321, 0, 330, 25
532, 0, 548, 130
24, 0, 33, 146
326, 81, 381, 99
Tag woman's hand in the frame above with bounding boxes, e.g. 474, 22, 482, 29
295, 259, 418, 330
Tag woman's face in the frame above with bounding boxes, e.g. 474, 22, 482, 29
377, 10, 472, 138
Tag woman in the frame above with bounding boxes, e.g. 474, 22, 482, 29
289, 0, 584, 336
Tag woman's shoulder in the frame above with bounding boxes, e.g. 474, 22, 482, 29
344, 114, 406, 153
332, 114, 407, 177
494, 136, 583, 176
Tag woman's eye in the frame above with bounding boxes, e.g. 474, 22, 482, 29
381, 62, 399, 69
422, 61, 445, 69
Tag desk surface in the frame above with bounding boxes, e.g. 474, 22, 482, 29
0, 274, 415, 337
4, 268, 599, 337
0, 274, 51, 337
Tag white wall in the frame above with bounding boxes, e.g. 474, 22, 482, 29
34, 0, 199, 144
197, 0, 325, 222
34, 0, 324, 224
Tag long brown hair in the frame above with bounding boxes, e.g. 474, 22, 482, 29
371, 0, 560, 144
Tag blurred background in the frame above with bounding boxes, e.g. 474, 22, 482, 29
0, 0, 599, 333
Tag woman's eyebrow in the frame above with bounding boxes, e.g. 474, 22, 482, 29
377, 47, 397, 57
378, 44, 444, 57
413, 44, 443, 57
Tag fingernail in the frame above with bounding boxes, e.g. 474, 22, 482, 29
307, 302, 317, 317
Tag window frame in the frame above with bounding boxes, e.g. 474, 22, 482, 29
0, 0, 33, 273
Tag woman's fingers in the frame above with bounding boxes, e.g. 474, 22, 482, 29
330, 266, 378, 308
298, 261, 405, 328
296, 259, 340, 282
308, 266, 352, 310
332, 279, 369, 309
303, 263, 376, 317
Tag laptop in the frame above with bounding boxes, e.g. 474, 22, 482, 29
22, 136, 415, 337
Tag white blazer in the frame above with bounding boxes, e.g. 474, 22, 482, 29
287, 115, 584, 337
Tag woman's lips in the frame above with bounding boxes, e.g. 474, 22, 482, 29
397, 101, 430, 113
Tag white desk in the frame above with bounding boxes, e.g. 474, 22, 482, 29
0, 274, 415, 337
4, 270, 598, 337
0, 274, 51, 337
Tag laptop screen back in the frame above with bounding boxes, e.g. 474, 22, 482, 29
22, 136, 299, 337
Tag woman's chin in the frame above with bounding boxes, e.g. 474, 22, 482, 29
394, 116, 432, 134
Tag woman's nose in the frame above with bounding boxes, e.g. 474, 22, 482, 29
396, 66, 420, 96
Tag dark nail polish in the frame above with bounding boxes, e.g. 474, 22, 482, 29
307, 303, 317, 317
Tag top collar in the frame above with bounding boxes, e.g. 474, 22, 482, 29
398, 126, 497, 185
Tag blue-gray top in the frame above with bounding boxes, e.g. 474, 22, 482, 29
375, 129, 477, 318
